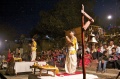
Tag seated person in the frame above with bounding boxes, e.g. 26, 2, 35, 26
108, 47, 118, 69
109, 47, 118, 61
57, 52, 65, 63
79, 51, 92, 67
97, 51, 108, 73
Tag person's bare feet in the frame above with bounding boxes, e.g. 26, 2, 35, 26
101, 70, 105, 73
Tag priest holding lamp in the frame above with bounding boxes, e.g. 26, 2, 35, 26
29, 38, 37, 61
65, 31, 78, 74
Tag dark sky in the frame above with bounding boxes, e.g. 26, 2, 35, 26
94, 0, 120, 26
0, 0, 59, 34
0, 0, 120, 34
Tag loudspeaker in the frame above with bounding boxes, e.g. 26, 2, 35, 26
28, 74, 40, 79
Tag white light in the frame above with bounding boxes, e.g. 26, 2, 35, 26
5, 40, 7, 42
46, 35, 50, 38
107, 15, 112, 20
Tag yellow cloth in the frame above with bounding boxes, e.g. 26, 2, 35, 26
31, 41, 37, 51
14, 57, 22, 61
69, 37, 77, 55
2, 60, 7, 63
38, 65, 59, 74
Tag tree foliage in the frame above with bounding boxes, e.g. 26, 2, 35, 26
34, 0, 95, 38
0, 23, 17, 41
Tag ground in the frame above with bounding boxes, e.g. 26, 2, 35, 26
2, 68, 120, 79
5, 75, 28, 79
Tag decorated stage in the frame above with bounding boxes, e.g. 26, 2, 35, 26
13, 61, 98, 79
14, 61, 46, 74
27, 62, 98, 79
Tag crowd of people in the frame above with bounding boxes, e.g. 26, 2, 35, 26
33, 39, 120, 73
78, 40, 120, 73
36, 49, 66, 67
4, 32, 120, 74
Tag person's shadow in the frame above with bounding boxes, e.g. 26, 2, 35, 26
28, 74, 41, 79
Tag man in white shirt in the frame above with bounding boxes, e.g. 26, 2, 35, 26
114, 44, 120, 55
107, 40, 114, 55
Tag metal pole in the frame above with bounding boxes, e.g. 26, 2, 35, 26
81, 4, 86, 79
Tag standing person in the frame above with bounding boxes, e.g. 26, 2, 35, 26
30, 38, 37, 61
7, 49, 12, 62
65, 31, 78, 74
6, 49, 15, 75
16, 48, 20, 55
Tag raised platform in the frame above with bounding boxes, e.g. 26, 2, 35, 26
14, 61, 46, 74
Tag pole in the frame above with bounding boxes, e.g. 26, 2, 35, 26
81, 4, 86, 79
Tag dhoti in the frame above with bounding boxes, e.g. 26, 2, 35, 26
31, 51, 36, 61
65, 49, 77, 74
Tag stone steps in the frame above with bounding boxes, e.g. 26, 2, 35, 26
59, 67, 120, 79
78, 67, 120, 74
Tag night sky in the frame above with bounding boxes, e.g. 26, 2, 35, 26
0, 0, 59, 34
94, 0, 120, 23
0, 0, 120, 34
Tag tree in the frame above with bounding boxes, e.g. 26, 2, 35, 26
36, 0, 95, 38
0, 23, 18, 41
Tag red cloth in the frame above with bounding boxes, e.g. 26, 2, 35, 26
7, 51, 13, 62
97, 48, 101, 52
79, 54, 91, 67
56, 71, 82, 76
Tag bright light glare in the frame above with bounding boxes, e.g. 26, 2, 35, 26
107, 15, 112, 19
5, 40, 7, 42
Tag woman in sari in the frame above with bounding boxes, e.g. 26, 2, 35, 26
79, 51, 92, 67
